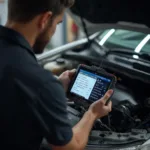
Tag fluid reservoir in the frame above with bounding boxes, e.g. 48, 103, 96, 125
44, 58, 72, 75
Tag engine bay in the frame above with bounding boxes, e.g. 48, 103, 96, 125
66, 82, 150, 146
39, 42, 150, 148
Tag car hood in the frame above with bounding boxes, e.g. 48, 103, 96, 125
69, 0, 150, 34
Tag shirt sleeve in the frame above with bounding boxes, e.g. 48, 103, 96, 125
11, 63, 73, 146
35, 77, 73, 146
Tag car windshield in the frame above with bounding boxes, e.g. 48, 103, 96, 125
98, 29, 150, 54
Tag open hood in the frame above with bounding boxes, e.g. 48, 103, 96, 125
69, 0, 150, 34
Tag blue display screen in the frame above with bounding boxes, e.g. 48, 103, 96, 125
70, 69, 111, 101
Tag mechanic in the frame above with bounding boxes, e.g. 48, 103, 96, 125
0, 0, 113, 150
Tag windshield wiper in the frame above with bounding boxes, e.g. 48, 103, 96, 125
106, 48, 150, 61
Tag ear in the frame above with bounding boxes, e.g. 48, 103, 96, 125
38, 11, 52, 31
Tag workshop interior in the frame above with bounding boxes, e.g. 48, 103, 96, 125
1, 0, 150, 150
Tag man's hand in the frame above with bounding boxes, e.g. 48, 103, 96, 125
58, 69, 76, 92
51, 90, 113, 150
88, 90, 113, 119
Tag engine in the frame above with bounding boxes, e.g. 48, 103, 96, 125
67, 106, 150, 145
41, 56, 150, 147
67, 83, 150, 146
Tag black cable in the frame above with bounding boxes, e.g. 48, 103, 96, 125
97, 119, 112, 132
108, 114, 111, 127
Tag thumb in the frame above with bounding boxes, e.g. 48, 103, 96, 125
70, 69, 76, 73
102, 90, 113, 104
68, 69, 76, 78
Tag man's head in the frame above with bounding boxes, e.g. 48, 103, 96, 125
7, 0, 74, 54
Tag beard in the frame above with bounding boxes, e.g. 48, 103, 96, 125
32, 38, 49, 54
32, 28, 50, 54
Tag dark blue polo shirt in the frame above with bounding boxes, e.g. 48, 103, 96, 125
0, 25, 73, 150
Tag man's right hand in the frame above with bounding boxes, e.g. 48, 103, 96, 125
51, 90, 113, 150
88, 90, 113, 119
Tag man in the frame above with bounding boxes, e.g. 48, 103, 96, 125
0, 0, 113, 150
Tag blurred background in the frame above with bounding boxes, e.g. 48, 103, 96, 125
0, 0, 85, 51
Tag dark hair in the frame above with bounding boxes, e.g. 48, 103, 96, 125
8, 0, 74, 22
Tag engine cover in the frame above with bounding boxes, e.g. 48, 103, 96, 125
112, 84, 137, 106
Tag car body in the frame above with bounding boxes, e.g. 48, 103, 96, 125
38, 0, 150, 149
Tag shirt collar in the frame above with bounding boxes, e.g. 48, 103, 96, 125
0, 25, 37, 60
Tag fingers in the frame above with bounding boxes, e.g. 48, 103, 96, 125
102, 90, 113, 104
102, 101, 112, 116
68, 69, 76, 78
106, 101, 112, 112
69, 69, 76, 74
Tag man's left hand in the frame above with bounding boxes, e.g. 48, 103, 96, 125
58, 69, 76, 92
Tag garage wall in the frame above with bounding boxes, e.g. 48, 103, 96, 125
0, 0, 75, 49
0, 0, 8, 25
0, 0, 65, 49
